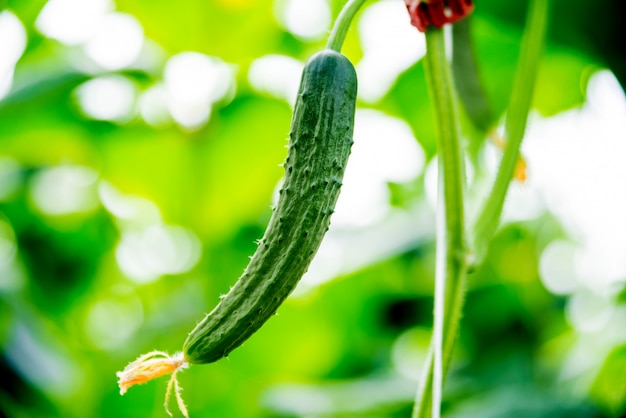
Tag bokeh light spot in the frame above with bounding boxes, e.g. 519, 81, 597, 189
0, 10, 27, 99
275, 0, 331, 40
566, 290, 614, 333
357, 1, 425, 102
391, 327, 431, 380
334, 110, 425, 228
525, 70, 626, 291
98, 181, 162, 226
164, 52, 235, 130
115, 224, 202, 284
248, 54, 303, 105
29, 165, 99, 216
139, 83, 172, 128
36, 0, 113, 45
539, 240, 581, 295
83, 12, 144, 70
85, 290, 144, 350
75, 75, 137, 122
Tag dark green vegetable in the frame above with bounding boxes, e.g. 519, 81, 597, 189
183, 49, 358, 364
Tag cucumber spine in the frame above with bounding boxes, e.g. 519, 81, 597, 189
183, 49, 358, 364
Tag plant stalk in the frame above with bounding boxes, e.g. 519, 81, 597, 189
472, 0, 549, 261
326, 0, 370, 52
413, 27, 467, 418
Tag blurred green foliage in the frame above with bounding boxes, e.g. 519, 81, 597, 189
1, 0, 625, 417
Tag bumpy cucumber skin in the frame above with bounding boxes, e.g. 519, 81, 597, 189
183, 50, 357, 364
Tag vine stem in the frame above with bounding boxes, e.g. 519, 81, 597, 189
414, 0, 549, 416
472, 0, 550, 260
413, 27, 467, 418
326, 0, 370, 52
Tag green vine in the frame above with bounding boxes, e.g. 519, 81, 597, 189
413, 26, 467, 418
472, 0, 550, 261
326, 0, 370, 52
412, 0, 549, 416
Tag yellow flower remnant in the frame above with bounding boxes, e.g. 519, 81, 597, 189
117, 351, 189, 418
488, 130, 528, 183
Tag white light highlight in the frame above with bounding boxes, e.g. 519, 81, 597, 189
0, 11, 27, 66
302, 202, 435, 288
36, 0, 113, 45
75, 75, 137, 122
98, 181, 162, 226
391, 327, 431, 380
139, 83, 172, 127
29, 165, 99, 216
84, 12, 144, 70
502, 183, 545, 223
357, 1, 426, 103
131, 39, 168, 73
0, 11, 27, 99
276, 0, 331, 40
248, 54, 304, 105
333, 110, 425, 228
566, 290, 614, 333
164, 52, 235, 129
539, 240, 581, 295
115, 224, 202, 284
525, 70, 626, 292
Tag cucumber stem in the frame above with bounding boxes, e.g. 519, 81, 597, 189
326, 0, 370, 52
414, 0, 549, 416
472, 0, 549, 261
413, 26, 467, 418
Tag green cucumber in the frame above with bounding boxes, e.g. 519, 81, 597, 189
183, 49, 358, 364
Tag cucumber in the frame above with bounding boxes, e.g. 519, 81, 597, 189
183, 49, 358, 364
